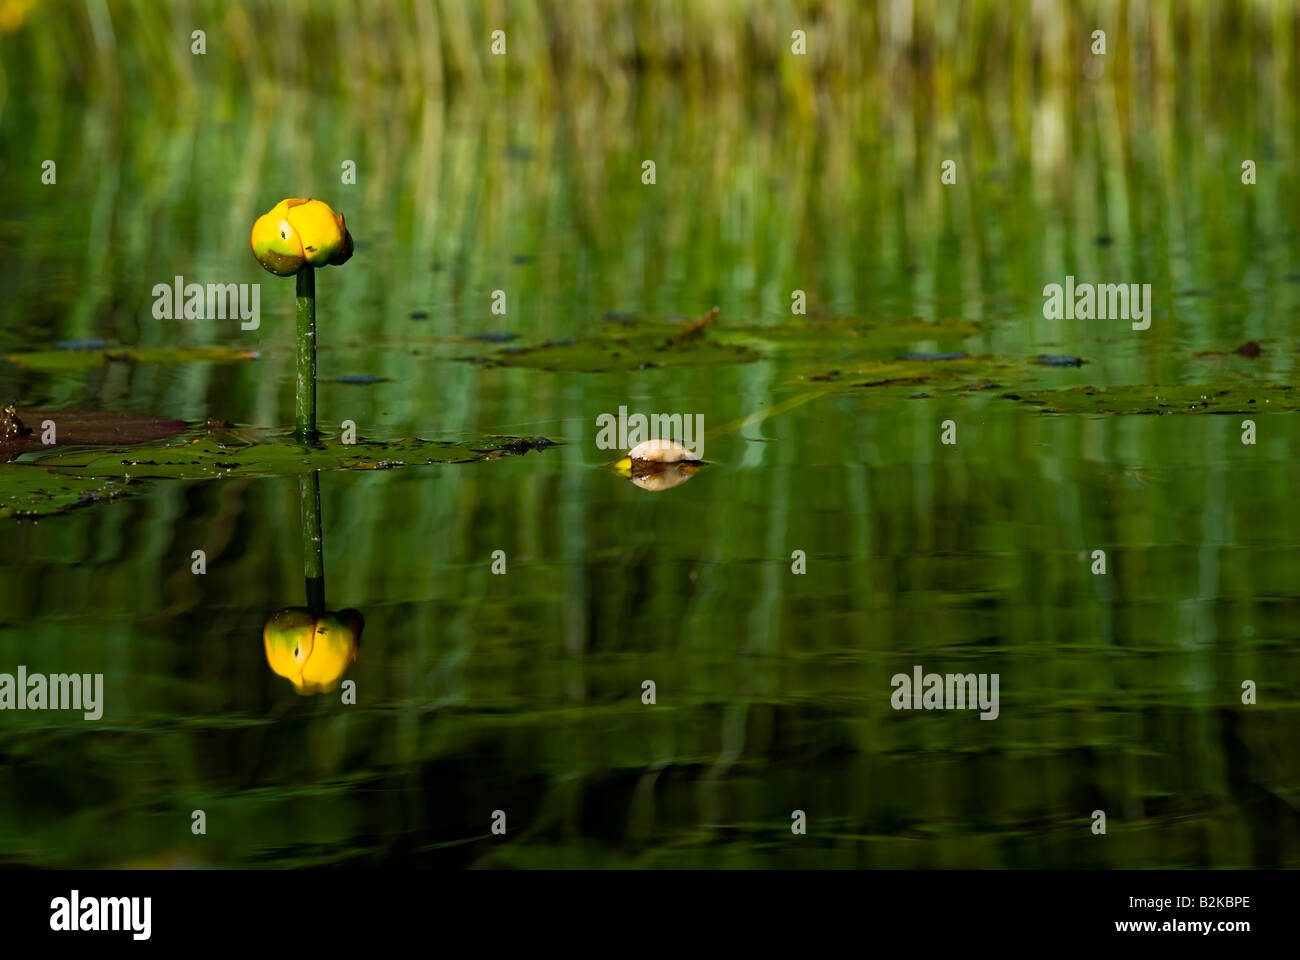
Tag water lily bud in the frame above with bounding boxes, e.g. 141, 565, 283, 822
251, 198, 354, 276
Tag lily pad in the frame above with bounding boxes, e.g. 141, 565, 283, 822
2, 346, 259, 373
999, 384, 1300, 414
466, 308, 752, 372
454, 310, 981, 373
0, 409, 188, 459
481, 334, 759, 372
20, 434, 559, 481
0, 469, 129, 518
721, 316, 980, 354
802, 356, 1017, 390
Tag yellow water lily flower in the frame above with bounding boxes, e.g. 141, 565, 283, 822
263, 606, 362, 695
250, 198, 354, 276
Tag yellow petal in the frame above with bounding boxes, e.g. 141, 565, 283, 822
250, 200, 306, 276
285, 199, 348, 269
262, 607, 316, 681
297, 611, 360, 695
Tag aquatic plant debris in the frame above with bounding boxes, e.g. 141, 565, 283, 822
611, 440, 704, 492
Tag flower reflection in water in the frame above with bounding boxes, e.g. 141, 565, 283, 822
263, 471, 362, 695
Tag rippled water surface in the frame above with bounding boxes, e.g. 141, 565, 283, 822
1, 2, 1299, 868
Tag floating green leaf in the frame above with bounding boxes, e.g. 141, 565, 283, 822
799, 355, 1017, 391
20, 434, 559, 481
718, 316, 981, 356
0, 469, 129, 518
481, 334, 759, 372
2, 346, 259, 373
472, 312, 980, 373
999, 384, 1300, 414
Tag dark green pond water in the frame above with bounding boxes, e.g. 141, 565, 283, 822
2, 70, 1299, 867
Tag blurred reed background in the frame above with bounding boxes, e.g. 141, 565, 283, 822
0, 0, 1296, 367
0, 1, 1297, 868
2, 0, 1298, 101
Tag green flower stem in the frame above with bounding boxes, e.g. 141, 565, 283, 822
295, 266, 317, 443
299, 471, 325, 617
